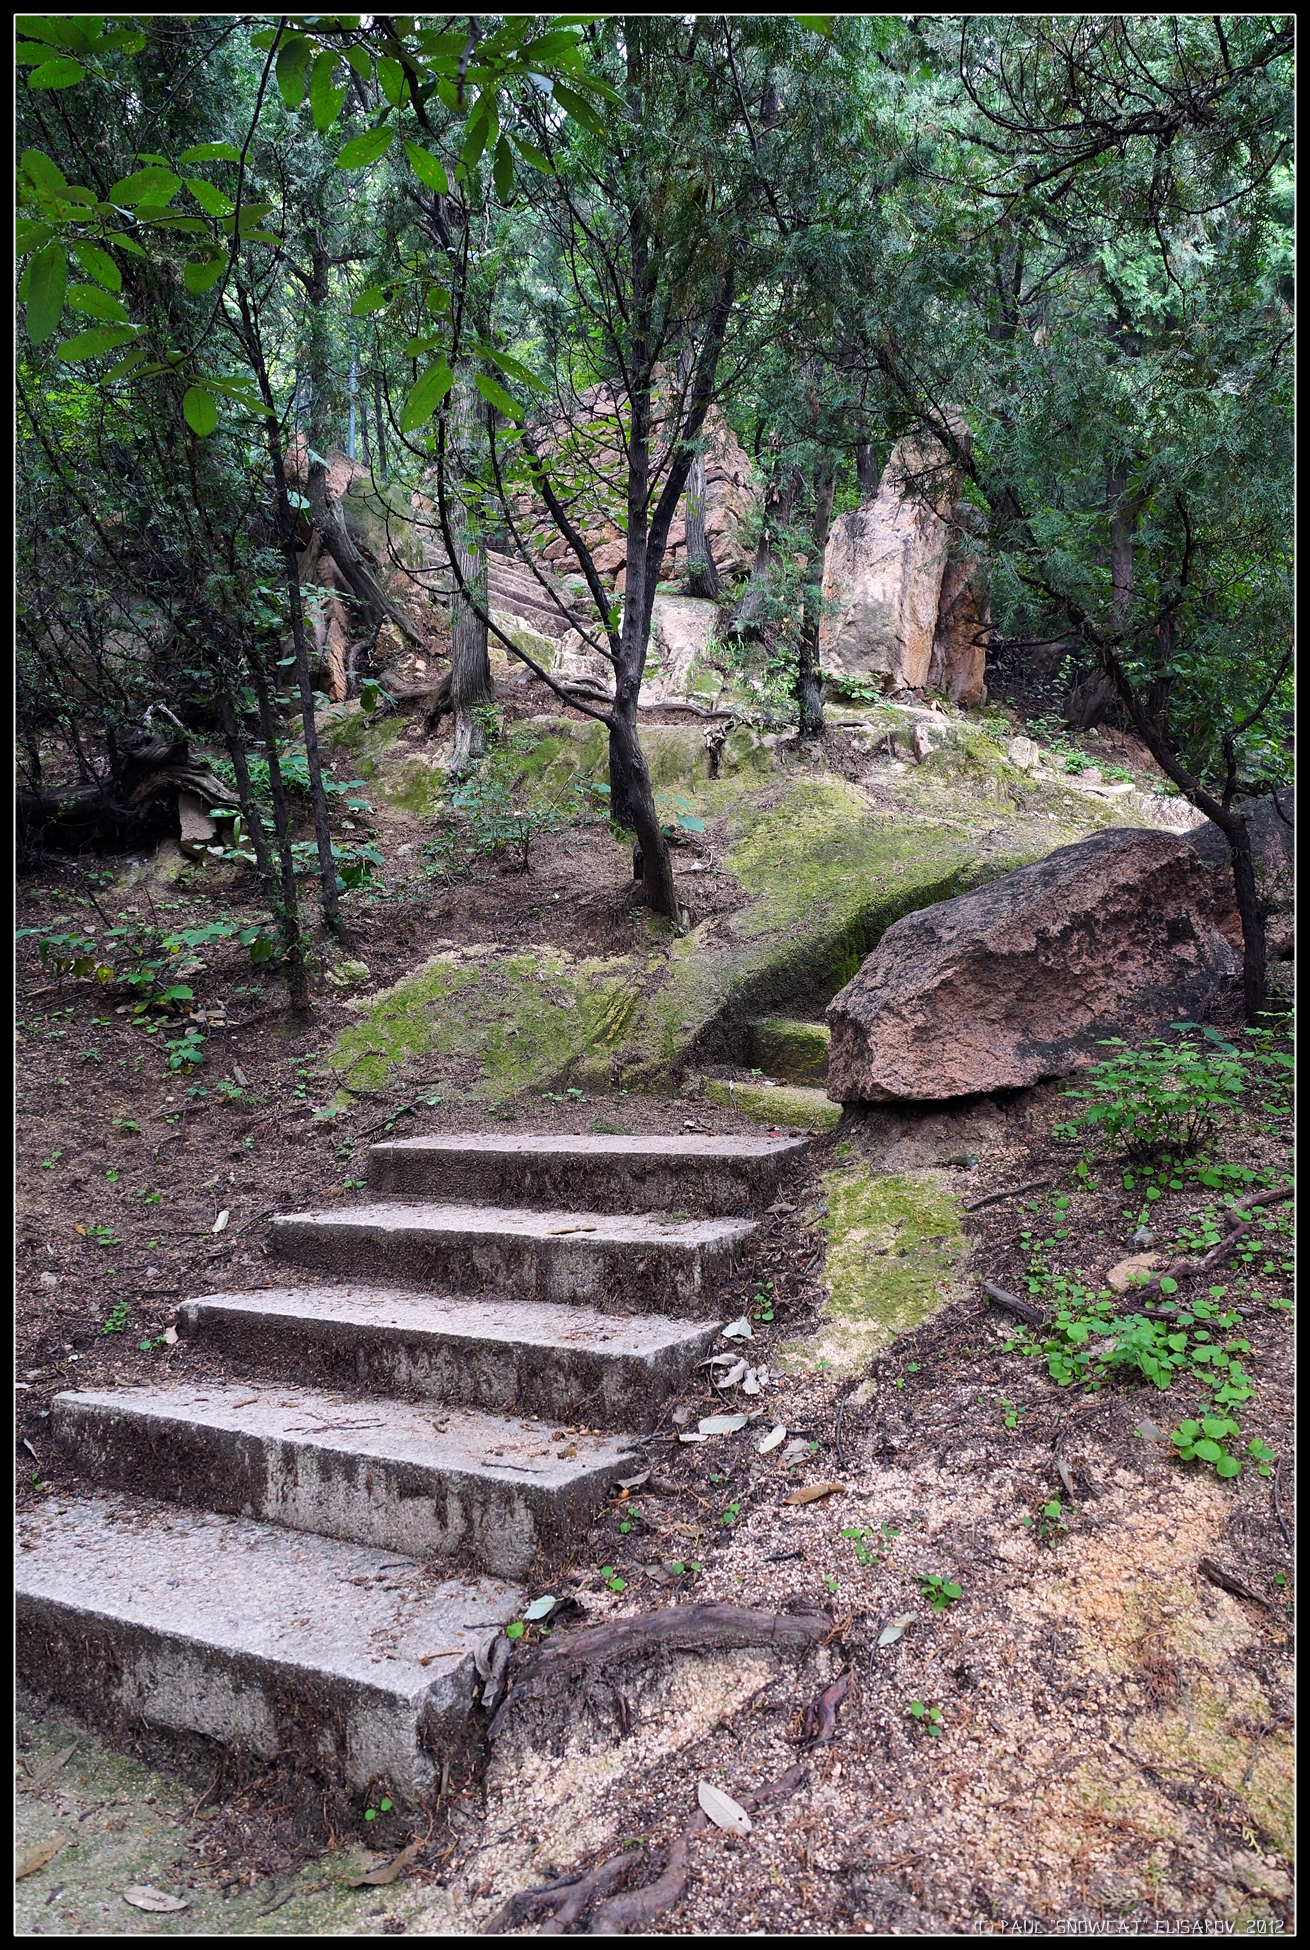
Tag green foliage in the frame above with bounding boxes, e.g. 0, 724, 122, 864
1054, 1032, 1247, 1163
1020, 1499, 1069, 1546
1171, 1415, 1244, 1480
907, 1700, 945, 1738
916, 1572, 962, 1612
100, 1300, 129, 1335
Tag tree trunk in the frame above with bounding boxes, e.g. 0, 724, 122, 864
235, 278, 341, 934
797, 455, 835, 736
684, 448, 721, 597
449, 370, 493, 772
609, 711, 680, 924
244, 651, 311, 1016
855, 441, 880, 502
726, 471, 798, 643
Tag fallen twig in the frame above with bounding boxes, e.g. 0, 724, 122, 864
1198, 1556, 1268, 1610
964, 1177, 1053, 1212
981, 1281, 1046, 1327
1272, 1458, 1293, 1553
585, 1763, 809, 1936
1127, 1184, 1293, 1303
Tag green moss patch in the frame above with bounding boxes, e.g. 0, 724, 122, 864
331, 949, 643, 1103
780, 1163, 966, 1373
747, 1018, 830, 1085
698, 1078, 840, 1132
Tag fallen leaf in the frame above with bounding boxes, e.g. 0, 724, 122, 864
698, 1414, 749, 1435
877, 1612, 915, 1648
615, 1471, 650, 1492
755, 1424, 787, 1455
16, 1837, 67, 1879
697, 1781, 752, 1836
721, 1316, 753, 1340
782, 1482, 844, 1506
123, 1885, 189, 1911
523, 1596, 556, 1622
714, 1359, 749, 1390
678, 1432, 708, 1444
1056, 1458, 1076, 1499
232, 1065, 248, 1086
1134, 1418, 1168, 1441
349, 1841, 421, 1888
162, 1326, 178, 1346
212, 1209, 230, 1234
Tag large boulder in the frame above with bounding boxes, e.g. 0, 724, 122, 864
826, 827, 1240, 1102
640, 595, 719, 702
818, 420, 968, 696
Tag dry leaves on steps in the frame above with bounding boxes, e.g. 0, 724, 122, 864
782, 1481, 844, 1506
123, 1886, 189, 1911
348, 1841, 421, 1888
16, 1837, 67, 1880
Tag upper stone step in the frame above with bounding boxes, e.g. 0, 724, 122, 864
177, 1285, 720, 1429
17, 1492, 519, 1802
52, 1383, 634, 1579
271, 1202, 756, 1313
366, 1132, 808, 1215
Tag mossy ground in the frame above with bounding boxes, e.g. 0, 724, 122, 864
746, 1017, 831, 1085
324, 719, 1115, 1107
778, 1161, 968, 1373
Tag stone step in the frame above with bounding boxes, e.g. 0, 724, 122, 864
16, 1493, 519, 1802
52, 1383, 634, 1579
271, 1202, 757, 1312
366, 1131, 806, 1215
696, 1077, 842, 1134
177, 1286, 720, 1428
746, 1019, 831, 1087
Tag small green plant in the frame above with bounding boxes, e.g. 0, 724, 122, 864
670, 1560, 702, 1577
598, 1565, 627, 1592
362, 1797, 393, 1822
722, 1501, 742, 1527
1020, 1498, 1070, 1546
505, 1621, 527, 1641
823, 1573, 839, 1594
1171, 1414, 1244, 1479
907, 1700, 945, 1738
1000, 1398, 1020, 1430
917, 1573, 962, 1612
1054, 1030, 1246, 1163
101, 1300, 130, 1335
166, 1027, 206, 1071
40, 1149, 63, 1169
751, 1281, 776, 1323
87, 1222, 121, 1248
840, 1526, 886, 1567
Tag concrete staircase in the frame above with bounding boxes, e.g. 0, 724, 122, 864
17, 1133, 804, 1803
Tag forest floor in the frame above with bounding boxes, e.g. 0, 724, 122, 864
15, 686, 1295, 1937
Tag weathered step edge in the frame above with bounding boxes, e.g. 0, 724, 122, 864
270, 1205, 758, 1315
52, 1388, 636, 1580
17, 1497, 520, 1803
366, 1132, 809, 1214
177, 1287, 721, 1430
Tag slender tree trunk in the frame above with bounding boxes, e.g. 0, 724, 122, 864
449, 370, 493, 772
684, 448, 721, 597
244, 652, 311, 1015
726, 470, 798, 642
797, 455, 835, 736
373, 370, 387, 481
235, 279, 342, 934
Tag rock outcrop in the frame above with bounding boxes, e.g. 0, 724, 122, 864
926, 504, 989, 707
826, 827, 1241, 1102
818, 419, 970, 697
